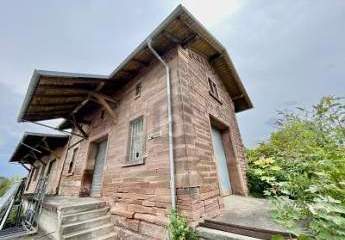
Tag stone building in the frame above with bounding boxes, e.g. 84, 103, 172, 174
13, 5, 252, 240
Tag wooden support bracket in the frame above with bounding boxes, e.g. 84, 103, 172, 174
90, 93, 118, 124
20, 162, 30, 171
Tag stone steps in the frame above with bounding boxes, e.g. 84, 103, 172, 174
199, 219, 291, 240
60, 200, 113, 240
62, 207, 110, 225
62, 215, 112, 235
60, 201, 106, 215
63, 223, 114, 240
197, 227, 262, 240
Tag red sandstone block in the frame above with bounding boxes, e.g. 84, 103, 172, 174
112, 215, 140, 232
114, 226, 147, 240
111, 207, 135, 219
128, 204, 156, 215
142, 200, 155, 207
139, 221, 167, 239
134, 213, 168, 226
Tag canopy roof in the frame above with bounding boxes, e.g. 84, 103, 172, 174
17, 5, 252, 124
9, 132, 69, 165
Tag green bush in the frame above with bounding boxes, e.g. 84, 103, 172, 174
0, 177, 12, 197
247, 96, 345, 239
168, 209, 198, 240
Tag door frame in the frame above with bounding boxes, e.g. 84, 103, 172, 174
83, 132, 110, 197
208, 115, 248, 196
209, 115, 233, 196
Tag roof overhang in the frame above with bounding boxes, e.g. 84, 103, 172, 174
9, 132, 69, 165
17, 5, 252, 124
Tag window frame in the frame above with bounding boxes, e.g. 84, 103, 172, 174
33, 166, 40, 181
124, 116, 145, 167
135, 82, 142, 98
25, 168, 34, 191
208, 77, 222, 104
67, 147, 78, 175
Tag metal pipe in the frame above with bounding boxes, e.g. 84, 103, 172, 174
26, 120, 87, 139
20, 142, 42, 153
147, 39, 176, 209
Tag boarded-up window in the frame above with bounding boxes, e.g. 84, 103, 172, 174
68, 148, 78, 174
208, 78, 219, 99
128, 117, 144, 163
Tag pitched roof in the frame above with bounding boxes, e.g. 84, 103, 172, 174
9, 132, 69, 164
17, 5, 252, 123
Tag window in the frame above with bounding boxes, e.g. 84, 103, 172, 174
135, 82, 142, 98
128, 117, 144, 163
46, 159, 56, 177
208, 78, 219, 99
68, 148, 78, 174
33, 166, 40, 181
25, 168, 34, 190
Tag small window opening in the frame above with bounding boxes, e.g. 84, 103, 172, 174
135, 83, 142, 98
33, 166, 40, 181
26, 168, 34, 190
208, 78, 219, 99
128, 117, 144, 163
46, 159, 55, 177
68, 148, 78, 174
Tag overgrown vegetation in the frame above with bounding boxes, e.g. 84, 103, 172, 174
168, 209, 198, 240
247, 96, 345, 239
0, 177, 12, 197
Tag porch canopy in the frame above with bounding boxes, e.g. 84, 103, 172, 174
17, 5, 252, 128
9, 132, 69, 166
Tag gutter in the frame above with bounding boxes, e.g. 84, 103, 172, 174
147, 39, 176, 209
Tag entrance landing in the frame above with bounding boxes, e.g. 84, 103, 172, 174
200, 195, 293, 239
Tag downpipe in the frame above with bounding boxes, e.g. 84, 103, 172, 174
147, 39, 176, 209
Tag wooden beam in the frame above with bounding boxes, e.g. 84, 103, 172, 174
89, 92, 118, 104
71, 115, 88, 139
40, 78, 107, 85
163, 30, 181, 44
92, 94, 117, 124
21, 142, 42, 154
232, 94, 244, 101
20, 163, 30, 171
132, 58, 150, 67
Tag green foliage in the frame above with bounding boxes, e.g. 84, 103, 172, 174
246, 96, 345, 240
0, 177, 12, 197
168, 209, 198, 240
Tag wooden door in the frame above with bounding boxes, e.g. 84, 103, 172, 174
90, 139, 108, 197
211, 127, 232, 196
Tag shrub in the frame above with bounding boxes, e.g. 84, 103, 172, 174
168, 209, 198, 240
246, 96, 345, 239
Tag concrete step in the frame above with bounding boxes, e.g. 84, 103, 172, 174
62, 207, 110, 225
62, 215, 111, 235
63, 223, 113, 240
61, 201, 106, 214
197, 227, 262, 240
95, 232, 116, 240
200, 219, 291, 239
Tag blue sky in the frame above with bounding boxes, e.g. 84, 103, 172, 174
0, 0, 344, 178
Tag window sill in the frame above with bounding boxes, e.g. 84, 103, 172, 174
122, 160, 144, 167
209, 91, 223, 105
